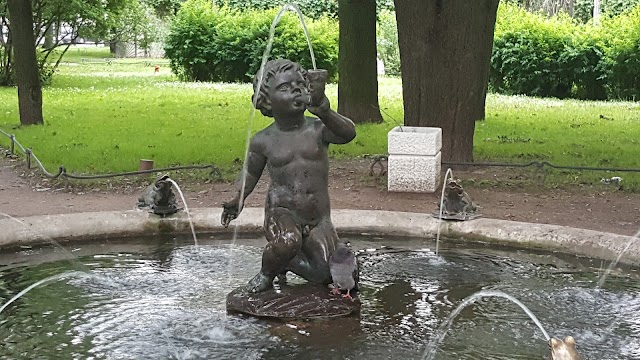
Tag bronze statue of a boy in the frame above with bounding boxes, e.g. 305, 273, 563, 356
221, 59, 356, 293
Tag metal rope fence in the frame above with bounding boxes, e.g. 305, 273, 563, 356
441, 160, 640, 173
0, 128, 221, 181
2, 129, 639, 183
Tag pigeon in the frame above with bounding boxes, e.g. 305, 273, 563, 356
329, 244, 359, 300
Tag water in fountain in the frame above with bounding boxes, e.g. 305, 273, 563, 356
2, 237, 636, 358
435, 168, 454, 255
0, 213, 90, 273
0, 271, 92, 314
0, 214, 122, 314
593, 227, 640, 335
422, 289, 551, 360
596, 228, 640, 289
166, 178, 198, 248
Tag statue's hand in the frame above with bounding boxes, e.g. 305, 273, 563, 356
221, 199, 240, 228
307, 95, 330, 117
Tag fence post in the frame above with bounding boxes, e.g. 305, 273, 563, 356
9, 134, 15, 155
26, 148, 31, 169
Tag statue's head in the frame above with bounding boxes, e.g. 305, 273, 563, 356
252, 59, 308, 117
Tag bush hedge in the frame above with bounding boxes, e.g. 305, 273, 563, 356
167, 1, 640, 100
491, 3, 640, 100
212, 0, 338, 19
165, 0, 339, 83
574, 0, 640, 22
211, 0, 395, 19
601, 5, 640, 99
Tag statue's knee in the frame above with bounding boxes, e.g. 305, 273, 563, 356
266, 234, 300, 258
277, 230, 302, 247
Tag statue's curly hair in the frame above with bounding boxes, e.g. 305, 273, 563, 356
252, 59, 307, 117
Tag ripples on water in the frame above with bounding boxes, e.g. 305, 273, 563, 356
0, 237, 638, 359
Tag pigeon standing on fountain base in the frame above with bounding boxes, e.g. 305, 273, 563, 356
329, 244, 359, 300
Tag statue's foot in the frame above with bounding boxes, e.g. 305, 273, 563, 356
276, 273, 287, 285
248, 272, 274, 293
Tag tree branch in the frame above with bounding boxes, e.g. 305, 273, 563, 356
35, 18, 55, 46
50, 20, 78, 72
51, 41, 72, 71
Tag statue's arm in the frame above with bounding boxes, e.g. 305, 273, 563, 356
223, 138, 266, 209
221, 139, 267, 227
308, 97, 356, 145
232, 142, 267, 204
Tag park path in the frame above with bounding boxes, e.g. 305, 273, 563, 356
1, 156, 639, 236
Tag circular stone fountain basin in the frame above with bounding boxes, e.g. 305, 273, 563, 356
0, 235, 638, 359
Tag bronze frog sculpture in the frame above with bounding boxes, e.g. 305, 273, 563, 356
137, 174, 178, 216
440, 178, 477, 217
549, 336, 581, 360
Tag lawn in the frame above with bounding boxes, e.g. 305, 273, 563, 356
0, 47, 639, 189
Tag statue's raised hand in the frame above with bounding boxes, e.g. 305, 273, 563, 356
221, 199, 240, 228
306, 95, 330, 117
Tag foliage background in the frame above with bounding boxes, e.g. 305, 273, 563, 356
491, 2, 640, 100
211, 0, 394, 19
164, 0, 338, 82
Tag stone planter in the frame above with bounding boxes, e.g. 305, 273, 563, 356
387, 126, 442, 193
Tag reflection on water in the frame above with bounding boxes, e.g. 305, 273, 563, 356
0, 236, 639, 359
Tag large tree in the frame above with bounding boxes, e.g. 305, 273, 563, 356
7, 0, 43, 125
337, 0, 383, 124
1, 0, 141, 86
394, 0, 500, 162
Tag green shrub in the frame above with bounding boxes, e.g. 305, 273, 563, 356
564, 36, 609, 100
213, 0, 338, 19
600, 5, 640, 99
491, 3, 612, 100
165, 0, 339, 83
574, 0, 640, 22
0, 47, 11, 86
37, 51, 56, 86
0, 48, 55, 86
211, 0, 394, 19
492, 5, 575, 98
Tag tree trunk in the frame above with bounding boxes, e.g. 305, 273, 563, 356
337, 0, 383, 124
7, 0, 43, 125
44, 25, 54, 50
593, 0, 601, 24
394, 0, 499, 162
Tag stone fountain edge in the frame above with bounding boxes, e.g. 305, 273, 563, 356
0, 208, 636, 265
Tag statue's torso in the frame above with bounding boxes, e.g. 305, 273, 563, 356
260, 119, 331, 224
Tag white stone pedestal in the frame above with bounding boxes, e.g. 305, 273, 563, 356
387, 126, 442, 193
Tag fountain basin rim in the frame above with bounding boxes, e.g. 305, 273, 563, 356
0, 208, 636, 265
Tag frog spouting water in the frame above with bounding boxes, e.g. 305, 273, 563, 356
137, 174, 178, 216
549, 336, 581, 360
441, 178, 477, 216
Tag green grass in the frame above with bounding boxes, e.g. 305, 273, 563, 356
50, 45, 113, 63
478, 95, 640, 187
0, 48, 639, 189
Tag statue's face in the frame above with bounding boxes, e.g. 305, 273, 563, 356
267, 69, 308, 118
